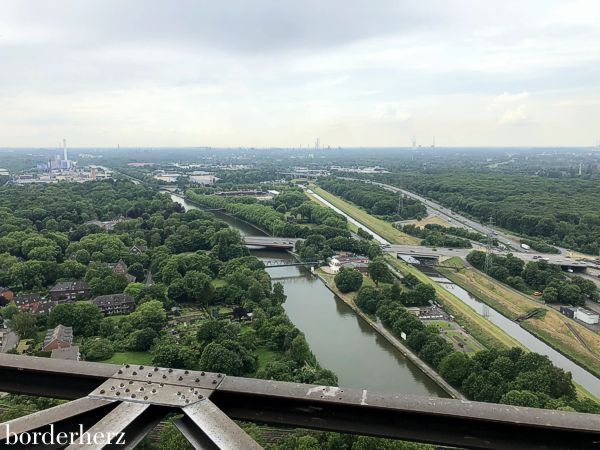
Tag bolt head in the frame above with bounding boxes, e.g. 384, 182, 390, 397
212, 380, 217, 384
125, 388, 130, 393
144, 396, 148, 400
131, 394, 136, 398
195, 378, 200, 382
178, 376, 183, 381
125, 364, 130, 368
153, 367, 158, 372
118, 369, 123, 374
184, 370, 189, 374
201, 372, 205, 376
116, 392, 121, 396
100, 389, 105, 394
132, 371, 137, 375
139, 366, 144, 370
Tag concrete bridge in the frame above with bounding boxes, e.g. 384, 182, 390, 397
243, 236, 303, 250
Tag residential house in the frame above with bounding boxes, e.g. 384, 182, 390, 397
42, 325, 74, 351
51, 346, 80, 361
91, 293, 136, 315
14, 294, 57, 315
328, 254, 370, 274
0, 287, 14, 303
49, 281, 91, 302
107, 260, 136, 283
129, 244, 147, 255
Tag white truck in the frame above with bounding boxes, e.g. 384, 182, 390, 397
520, 243, 531, 250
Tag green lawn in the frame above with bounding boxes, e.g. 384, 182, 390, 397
255, 347, 280, 370
309, 185, 421, 245
100, 352, 154, 365
441, 256, 465, 269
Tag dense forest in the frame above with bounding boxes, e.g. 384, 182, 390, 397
373, 172, 600, 254
317, 178, 426, 221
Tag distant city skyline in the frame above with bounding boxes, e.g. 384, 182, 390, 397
1, 0, 599, 147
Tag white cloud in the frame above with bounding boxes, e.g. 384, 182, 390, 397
0, 0, 599, 146
489, 92, 530, 109
371, 104, 412, 123
499, 105, 530, 126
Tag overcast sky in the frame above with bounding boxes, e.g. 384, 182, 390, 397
1, 0, 599, 147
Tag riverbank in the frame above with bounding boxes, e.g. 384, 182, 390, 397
386, 256, 524, 350
170, 192, 447, 396
314, 269, 465, 400
438, 264, 600, 380
308, 185, 420, 245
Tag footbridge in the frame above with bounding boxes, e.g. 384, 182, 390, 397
243, 236, 303, 250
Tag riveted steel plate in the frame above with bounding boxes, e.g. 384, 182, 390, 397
110, 365, 224, 390
89, 379, 212, 407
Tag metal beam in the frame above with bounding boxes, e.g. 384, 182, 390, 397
1, 355, 599, 450
182, 400, 263, 450
211, 377, 600, 450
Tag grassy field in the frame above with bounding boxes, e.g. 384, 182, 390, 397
439, 265, 600, 379
101, 351, 154, 365
401, 214, 453, 228
385, 255, 524, 350
309, 185, 421, 245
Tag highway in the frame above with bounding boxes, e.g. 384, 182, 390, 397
342, 177, 596, 260
383, 245, 593, 269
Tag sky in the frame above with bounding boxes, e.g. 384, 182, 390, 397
1, 0, 600, 148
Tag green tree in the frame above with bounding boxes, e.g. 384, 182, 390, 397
289, 334, 313, 365
10, 313, 37, 339
334, 268, 363, 293
500, 390, 543, 408
368, 257, 393, 285
48, 302, 103, 337
127, 328, 158, 351
183, 271, 215, 306
541, 286, 558, 303
82, 338, 114, 361
199, 342, 243, 375
129, 300, 166, 332
355, 286, 381, 314
438, 352, 471, 386
152, 344, 194, 369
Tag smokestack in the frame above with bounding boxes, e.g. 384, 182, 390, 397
63, 138, 68, 161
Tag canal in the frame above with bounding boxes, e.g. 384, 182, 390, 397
420, 267, 600, 398
169, 193, 447, 397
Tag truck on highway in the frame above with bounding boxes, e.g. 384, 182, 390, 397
521, 243, 531, 250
